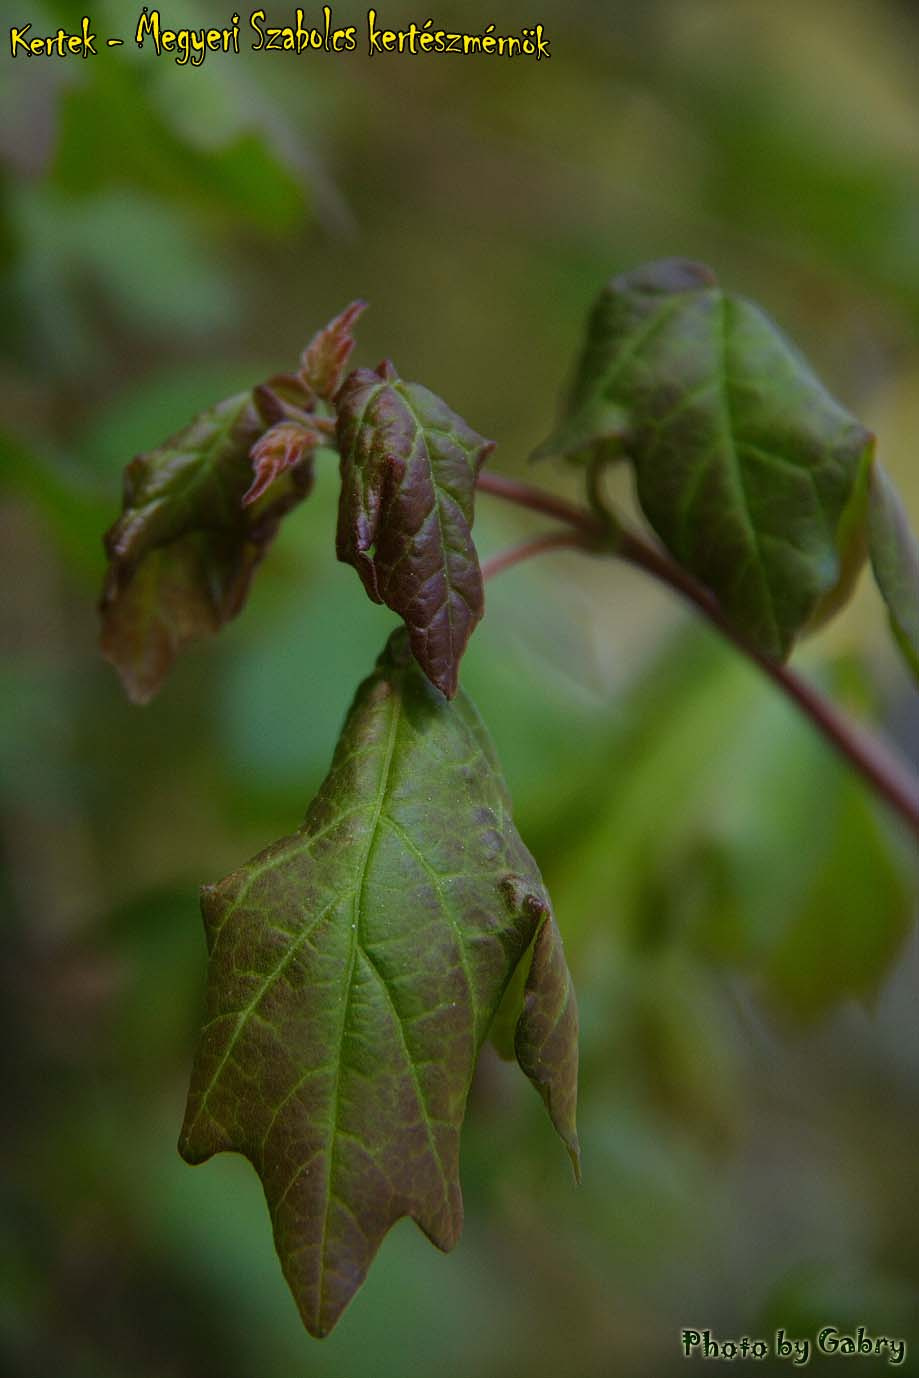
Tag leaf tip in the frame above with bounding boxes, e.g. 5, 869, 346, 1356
613, 256, 717, 295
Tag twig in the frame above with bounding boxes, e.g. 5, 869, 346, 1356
481, 530, 591, 582
476, 470, 919, 837
476, 470, 604, 537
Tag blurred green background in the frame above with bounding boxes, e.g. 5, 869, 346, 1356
3, 0, 919, 1373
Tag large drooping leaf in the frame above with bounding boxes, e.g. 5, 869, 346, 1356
536, 259, 875, 660
867, 461, 919, 683
336, 362, 494, 698
179, 631, 578, 1338
100, 386, 315, 704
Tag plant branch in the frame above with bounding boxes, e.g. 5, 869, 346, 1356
476, 471, 919, 837
477, 469, 606, 537
482, 530, 591, 582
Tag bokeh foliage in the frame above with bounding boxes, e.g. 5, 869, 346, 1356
2, 0, 918, 1373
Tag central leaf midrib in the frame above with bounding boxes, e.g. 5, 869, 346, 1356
401, 390, 463, 654
314, 683, 403, 1327
595, 294, 686, 407
715, 295, 782, 654
381, 810, 480, 1042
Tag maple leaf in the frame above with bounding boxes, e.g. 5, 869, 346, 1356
179, 631, 579, 1336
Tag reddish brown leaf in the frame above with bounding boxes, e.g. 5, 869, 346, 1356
299, 300, 367, 401
336, 363, 493, 698
243, 421, 322, 506
100, 392, 312, 703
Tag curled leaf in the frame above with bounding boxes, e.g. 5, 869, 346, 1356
100, 302, 368, 703
537, 259, 875, 659
514, 909, 581, 1181
179, 631, 578, 1337
100, 391, 313, 703
867, 460, 919, 683
336, 363, 494, 697
243, 421, 323, 506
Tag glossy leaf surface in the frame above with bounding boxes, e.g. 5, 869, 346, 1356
179, 631, 578, 1337
537, 259, 875, 659
336, 363, 494, 697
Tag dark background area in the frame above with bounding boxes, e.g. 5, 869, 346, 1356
2, 1, 919, 1373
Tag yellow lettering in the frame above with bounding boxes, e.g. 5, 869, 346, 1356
9, 15, 96, 56
135, 8, 161, 51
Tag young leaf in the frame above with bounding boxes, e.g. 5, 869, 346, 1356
336, 363, 494, 698
100, 387, 313, 703
179, 630, 578, 1337
243, 420, 324, 506
867, 461, 919, 682
537, 259, 875, 660
101, 301, 367, 704
299, 299, 367, 401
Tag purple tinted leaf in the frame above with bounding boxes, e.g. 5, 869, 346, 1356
100, 391, 312, 703
336, 364, 494, 698
243, 421, 322, 506
100, 302, 367, 703
299, 299, 367, 402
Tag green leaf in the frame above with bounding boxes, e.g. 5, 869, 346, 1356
179, 630, 578, 1337
512, 903, 580, 1177
537, 259, 875, 659
867, 461, 919, 682
100, 388, 313, 704
336, 363, 494, 698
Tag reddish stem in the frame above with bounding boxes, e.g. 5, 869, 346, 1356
476, 470, 919, 837
481, 530, 588, 582
477, 469, 603, 537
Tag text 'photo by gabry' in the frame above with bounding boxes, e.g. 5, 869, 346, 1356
7, 8, 552, 64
